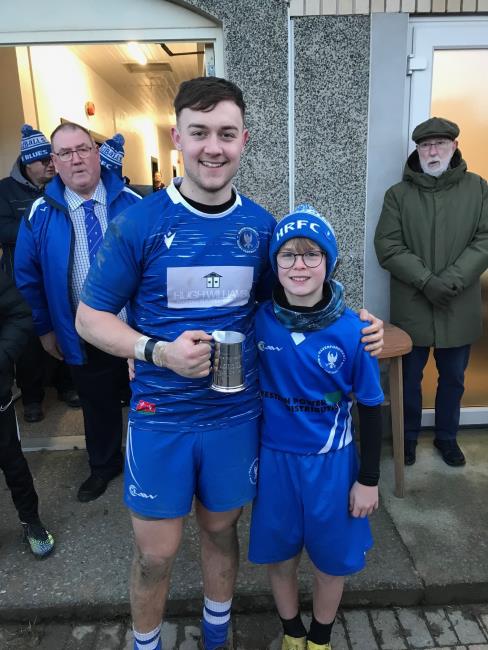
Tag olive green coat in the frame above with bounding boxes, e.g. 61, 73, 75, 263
374, 150, 488, 347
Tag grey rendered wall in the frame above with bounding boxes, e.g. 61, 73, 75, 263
293, 15, 371, 310
363, 12, 410, 321
178, 0, 290, 219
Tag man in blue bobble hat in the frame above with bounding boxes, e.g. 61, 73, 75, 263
0, 125, 79, 423
0, 125, 55, 279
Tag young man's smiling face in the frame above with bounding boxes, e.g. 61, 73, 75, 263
171, 100, 249, 205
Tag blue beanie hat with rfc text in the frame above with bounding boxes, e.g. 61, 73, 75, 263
269, 204, 339, 280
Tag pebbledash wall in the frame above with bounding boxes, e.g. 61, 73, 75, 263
176, 0, 290, 223
183, 0, 372, 308
180, 0, 487, 313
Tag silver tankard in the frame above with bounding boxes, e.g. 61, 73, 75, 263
210, 330, 246, 393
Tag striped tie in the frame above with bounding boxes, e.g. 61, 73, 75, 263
82, 199, 103, 263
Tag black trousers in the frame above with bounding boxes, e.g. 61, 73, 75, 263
403, 345, 471, 442
0, 397, 39, 523
69, 344, 128, 480
16, 333, 74, 405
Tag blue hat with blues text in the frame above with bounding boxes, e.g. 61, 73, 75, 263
99, 133, 125, 176
269, 204, 339, 280
20, 124, 51, 164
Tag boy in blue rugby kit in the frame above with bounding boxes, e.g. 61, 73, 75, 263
249, 205, 384, 650
75, 77, 384, 650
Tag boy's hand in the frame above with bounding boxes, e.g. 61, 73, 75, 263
359, 309, 384, 357
349, 482, 379, 518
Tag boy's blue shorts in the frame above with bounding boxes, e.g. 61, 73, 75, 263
248, 443, 373, 576
124, 419, 259, 518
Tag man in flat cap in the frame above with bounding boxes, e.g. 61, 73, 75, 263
375, 117, 488, 467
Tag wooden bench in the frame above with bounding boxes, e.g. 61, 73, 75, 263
377, 323, 412, 498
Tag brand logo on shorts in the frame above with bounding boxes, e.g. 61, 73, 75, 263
317, 345, 346, 374
249, 458, 259, 485
237, 227, 260, 254
129, 484, 158, 500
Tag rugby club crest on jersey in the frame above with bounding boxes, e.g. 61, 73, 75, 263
317, 345, 346, 374
237, 227, 259, 253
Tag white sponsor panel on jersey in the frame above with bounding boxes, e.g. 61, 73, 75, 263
167, 266, 253, 308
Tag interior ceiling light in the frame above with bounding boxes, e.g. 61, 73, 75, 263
127, 42, 147, 66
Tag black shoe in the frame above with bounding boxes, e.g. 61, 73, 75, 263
77, 475, 109, 502
57, 388, 81, 408
404, 439, 417, 466
433, 438, 466, 467
23, 402, 44, 423
21, 520, 55, 559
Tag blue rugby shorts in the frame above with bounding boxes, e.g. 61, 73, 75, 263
124, 418, 259, 518
248, 442, 373, 575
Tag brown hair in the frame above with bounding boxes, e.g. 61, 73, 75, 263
279, 237, 323, 254
174, 76, 246, 120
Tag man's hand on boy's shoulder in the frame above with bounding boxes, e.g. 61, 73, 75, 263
358, 309, 384, 357
349, 482, 379, 518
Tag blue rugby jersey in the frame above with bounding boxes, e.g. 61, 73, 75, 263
255, 301, 384, 454
81, 180, 276, 431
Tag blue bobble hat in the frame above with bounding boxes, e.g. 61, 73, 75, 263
20, 124, 51, 164
99, 133, 125, 176
269, 204, 339, 280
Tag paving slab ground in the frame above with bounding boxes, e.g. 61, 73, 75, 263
3, 604, 488, 649
1, 396, 488, 628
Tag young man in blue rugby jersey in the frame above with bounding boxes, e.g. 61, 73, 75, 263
249, 205, 384, 650
75, 77, 383, 650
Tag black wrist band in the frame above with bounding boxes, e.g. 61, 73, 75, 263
144, 338, 159, 363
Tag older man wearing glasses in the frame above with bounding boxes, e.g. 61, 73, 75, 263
15, 122, 141, 502
375, 117, 488, 468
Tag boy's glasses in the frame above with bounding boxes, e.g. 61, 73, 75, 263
52, 146, 94, 162
276, 251, 324, 269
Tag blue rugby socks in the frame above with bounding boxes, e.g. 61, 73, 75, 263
201, 596, 232, 649
133, 623, 162, 650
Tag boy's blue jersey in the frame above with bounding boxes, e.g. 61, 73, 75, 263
81, 180, 276, 432
255, 301, 384, 454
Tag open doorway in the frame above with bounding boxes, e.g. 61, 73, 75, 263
0, 40, 214, 194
